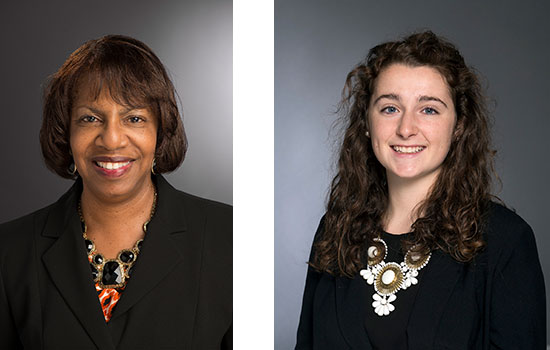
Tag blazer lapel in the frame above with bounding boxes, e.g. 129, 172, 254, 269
41, 182, 115, 350
110, 176, 201, 341
335, 275, 373, 349
407, 249, 463, 349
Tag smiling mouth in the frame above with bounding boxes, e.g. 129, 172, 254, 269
391, 146, 425, 154
94, 161, 132, 170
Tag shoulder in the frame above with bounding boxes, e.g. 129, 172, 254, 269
313, 214, 327, 242
0, 204, 54, 266
0, 205, 52, 246
159, 181, 232, 255
179, 190, 232, 219
167, 187, 232, 230
484, 201, 534, 244
0, 179, 80, 250
162, 185, 232, 281
482, 201, 537, 263
157, 175, 232, 221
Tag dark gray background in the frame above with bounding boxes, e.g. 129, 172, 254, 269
275, 0, 550, 348
0, 0, 232, 225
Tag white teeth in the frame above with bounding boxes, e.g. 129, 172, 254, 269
96, 161, 131, 170
392, 146, 425, 154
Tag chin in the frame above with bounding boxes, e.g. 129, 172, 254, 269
388, 167, 442, 183
84, 178, 133, 197
388, 168, 421, 179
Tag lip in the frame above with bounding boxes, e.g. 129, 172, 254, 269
91, 157, 135, 178
390, 144, 426, 148
92, 156, 134, 162
390, 145, 426, 157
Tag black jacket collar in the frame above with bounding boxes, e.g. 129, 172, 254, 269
40, 175, 196, 349
41, 175, 188, 238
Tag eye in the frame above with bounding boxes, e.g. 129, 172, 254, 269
381, 106, 398, 114
127, 115, 145, 123
81, 115, 99, 123
422, 107, 439, 115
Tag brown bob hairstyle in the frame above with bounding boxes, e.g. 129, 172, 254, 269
40, 34, 187, 179
313, 31, 496, 277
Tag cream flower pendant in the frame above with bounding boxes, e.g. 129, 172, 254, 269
360, 237, 431, 317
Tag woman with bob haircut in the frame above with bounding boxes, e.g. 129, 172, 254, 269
296, 31, 545, 349
0, 35, 232, 349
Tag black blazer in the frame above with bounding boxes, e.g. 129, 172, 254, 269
0, 175, 232, 349
296, 203, 546, 349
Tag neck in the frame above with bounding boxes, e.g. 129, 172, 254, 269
384, 171, 438, 234
80, 179, 156, 241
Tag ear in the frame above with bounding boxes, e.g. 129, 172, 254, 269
364, 117, 371, 138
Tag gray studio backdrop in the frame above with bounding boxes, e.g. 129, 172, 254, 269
275, 0, 550, 348
0, 0, 232, 224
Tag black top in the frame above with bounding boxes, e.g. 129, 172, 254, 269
363, 232, 426, 350
295, 202, 546, 349
0, 175, 232, 349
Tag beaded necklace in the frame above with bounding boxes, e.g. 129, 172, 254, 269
78, 190, 157, 289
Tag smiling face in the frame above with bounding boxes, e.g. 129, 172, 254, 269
69, 82, 158, 202
368, 64, 456, 185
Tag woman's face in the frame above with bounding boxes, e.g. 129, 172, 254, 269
70, 83, 158, 201
368, 64, 456, 185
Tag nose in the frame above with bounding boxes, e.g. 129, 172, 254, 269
396, 110, 418, 139
96, 119, 128, 150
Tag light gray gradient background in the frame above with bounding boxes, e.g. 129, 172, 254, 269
275, 0, 550, 348
0, 0, 232, 225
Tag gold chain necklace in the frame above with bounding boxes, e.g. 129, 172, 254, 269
78, 189, 157, 289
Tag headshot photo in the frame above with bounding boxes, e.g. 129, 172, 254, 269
275, 0, 549, 349
0, 0, 232, 349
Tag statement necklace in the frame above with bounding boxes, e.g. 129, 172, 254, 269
360, 237, 431, 316
78, 190, 157, 289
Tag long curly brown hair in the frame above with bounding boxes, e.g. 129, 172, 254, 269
312, 31, 496, 277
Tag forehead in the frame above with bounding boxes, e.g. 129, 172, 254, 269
372, 64, 452, 101
71, 73, 149, 110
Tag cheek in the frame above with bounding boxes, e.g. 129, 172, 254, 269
429, 122, 455, 154
369, 137, 386, 165
140, 129, 158, 157
369, 120, 392, 151
69, 131, 88, 157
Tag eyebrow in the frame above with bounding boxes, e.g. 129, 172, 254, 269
74, 105, 145, 115
373, 94, 448, 109
373, 93, 399, 105
418, 95, 448, 108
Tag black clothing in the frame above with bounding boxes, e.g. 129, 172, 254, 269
363, 232, 425, 350
0, 175, 232, 349
296, 202, 546, 349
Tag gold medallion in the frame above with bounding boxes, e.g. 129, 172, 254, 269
374, 262, 403, 295
367, 238, 387, 266
404, 249, 430, 270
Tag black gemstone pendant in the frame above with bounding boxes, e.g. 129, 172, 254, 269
119, 250, 135, 263
102, 261, 123, 286
136, 240, 143, 251
85, 240, 94, 253
93, 254, 104, 265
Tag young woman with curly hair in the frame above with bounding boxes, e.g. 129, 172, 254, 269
296, 31, 545, 349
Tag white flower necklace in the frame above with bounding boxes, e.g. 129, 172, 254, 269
360, 237, 431, 316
